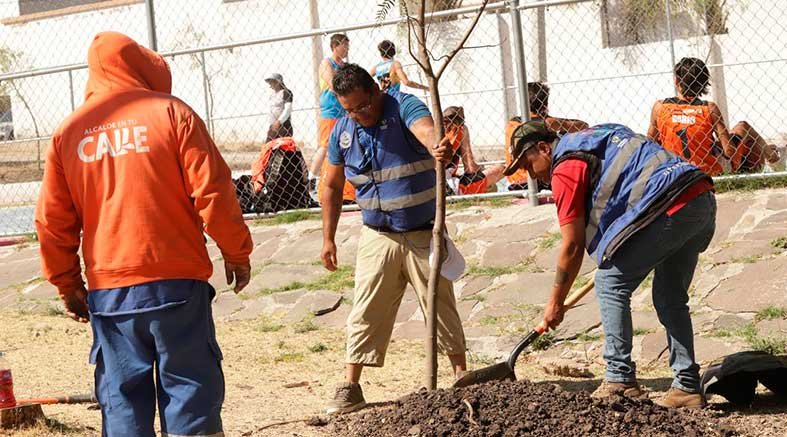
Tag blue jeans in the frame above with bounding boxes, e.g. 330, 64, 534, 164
89, 280, 225, 437
595, 191, 716, 393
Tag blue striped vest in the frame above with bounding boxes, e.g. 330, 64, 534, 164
335, 92, 436, 231
552, 123, 707, 264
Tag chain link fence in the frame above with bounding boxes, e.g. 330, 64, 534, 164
0, 0, 785, 235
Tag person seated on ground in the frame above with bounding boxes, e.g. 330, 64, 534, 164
442, 106, 504, 195
370, 40, 428, 94
505, 82, 589, 191
648, 57, 780, 176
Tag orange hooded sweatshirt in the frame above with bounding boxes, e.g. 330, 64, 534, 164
35, 32, 252, 294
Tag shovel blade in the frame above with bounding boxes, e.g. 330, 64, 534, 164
452, 362, 516, 388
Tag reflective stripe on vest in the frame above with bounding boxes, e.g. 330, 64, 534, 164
355, 187, 436, 211
584, 136, 645, 249
347, 158, 434, 186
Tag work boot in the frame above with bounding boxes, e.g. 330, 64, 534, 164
591, 380, 647, 399
325, 382, 367, 415
655, 387, 706, 409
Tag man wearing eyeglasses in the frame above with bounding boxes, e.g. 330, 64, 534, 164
319, 63, 467, 414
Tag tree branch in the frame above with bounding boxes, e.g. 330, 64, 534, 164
415, 0, 435, 78
403, 3, 430, 74
435, 0, 490, 80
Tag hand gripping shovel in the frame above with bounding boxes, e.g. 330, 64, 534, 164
453, 276, 595, 388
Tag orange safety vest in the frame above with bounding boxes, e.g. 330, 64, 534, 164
656, 97, 723, 176
504, 119, 529, 185
445, 125, 464, 177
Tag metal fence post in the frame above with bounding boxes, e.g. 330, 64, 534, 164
145, 0, 158, 51
200, 51, 212, 136
508, 0, 538, 207
664, 0, 677, 94
67, 70, 76, 112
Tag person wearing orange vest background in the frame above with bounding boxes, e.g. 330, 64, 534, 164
311, 33, 356, 204
648, 57, 781, 176
35, 32, 253, 436
505, 82, 589, 191
442, 106, 505, 195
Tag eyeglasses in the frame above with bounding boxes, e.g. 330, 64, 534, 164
346, 95, 373, 116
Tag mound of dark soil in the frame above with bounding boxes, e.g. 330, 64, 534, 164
331, 380, 737, 436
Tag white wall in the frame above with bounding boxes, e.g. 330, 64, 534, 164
1, 0, 785, 157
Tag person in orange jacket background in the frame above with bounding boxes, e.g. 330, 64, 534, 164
34, 32, 253, 437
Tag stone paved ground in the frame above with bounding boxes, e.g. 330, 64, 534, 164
2, 188, 787, 374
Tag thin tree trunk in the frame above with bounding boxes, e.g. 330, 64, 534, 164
10, 80, 40, 170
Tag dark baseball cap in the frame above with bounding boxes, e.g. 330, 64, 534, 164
502, 119, 553, 176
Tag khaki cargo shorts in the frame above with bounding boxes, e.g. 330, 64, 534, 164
345, 226, 466, 366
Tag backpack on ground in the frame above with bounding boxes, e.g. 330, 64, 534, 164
701, 350, 787, 405
234, 137, 313, 213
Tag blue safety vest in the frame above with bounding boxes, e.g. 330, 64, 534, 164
334, 92, 436, 231
552, 123, 708, 264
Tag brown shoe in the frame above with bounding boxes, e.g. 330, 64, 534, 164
655, 387, 706, 409
591, 380, 647, 399
325, 382, 367, 415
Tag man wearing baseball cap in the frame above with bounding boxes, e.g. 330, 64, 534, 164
504, 120, 716, 409
265, 73, 294, 141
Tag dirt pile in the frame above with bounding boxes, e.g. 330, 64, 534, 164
331, 380, 737, 436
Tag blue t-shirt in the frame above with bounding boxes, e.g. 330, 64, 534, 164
328, 92, 430, 165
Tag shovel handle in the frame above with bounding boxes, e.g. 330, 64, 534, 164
506, 274, 596, 369
563, 275, 595, 309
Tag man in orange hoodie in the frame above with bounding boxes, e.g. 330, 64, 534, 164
35, 32, 252, 436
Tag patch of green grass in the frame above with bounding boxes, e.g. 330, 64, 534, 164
771, 237, 787, 250
306, 265, 354, 291
462, 293, 486, 302
576, 333, 602, 342
294, 318, 320, 334
538, 232, 562, 251
308, 343, 329, 353
274, 352, 305, 363
448, 197, 512, 210
712, 323, 786, 354
479, 315, 499, 326
258, 281, 307, 295
453, 233, 469, 244
531, 332, 555, 351
756, 306, 787, 322
254, 265, 354, 296
466, 257, 537, 277
730, 254, 764, 264
633, 328, 653, 336
253, 210, 319, 226
714, 175, 787, 193
250, 263, 267, 278
467, 352, 497, 366
255, 316, 283, 333
749, 336, 787, 355
341, 296, 353, 305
